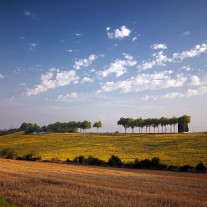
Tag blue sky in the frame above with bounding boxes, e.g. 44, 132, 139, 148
0, 0, 207, 132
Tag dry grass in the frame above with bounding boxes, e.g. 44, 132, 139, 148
0, 159, 207, 207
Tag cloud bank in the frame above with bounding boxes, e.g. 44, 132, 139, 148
26, 68, 79, 96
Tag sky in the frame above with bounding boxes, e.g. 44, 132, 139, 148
0, 0, 207, 132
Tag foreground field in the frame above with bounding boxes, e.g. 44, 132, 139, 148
0, 159, 207, 207
0, 132, 207, 166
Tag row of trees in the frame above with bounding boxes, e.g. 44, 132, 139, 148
20, 115, 190, 134
117, 115, 191, 133
0, 128, 21, 136
20, 121, 103, 134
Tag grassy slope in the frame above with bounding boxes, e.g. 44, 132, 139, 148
0, 132, 207, 166
0, 197, 19, 207
0, 159, 207, 207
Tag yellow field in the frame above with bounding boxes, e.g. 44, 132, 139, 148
0, 158, 207, 207
0, 132, 207, 166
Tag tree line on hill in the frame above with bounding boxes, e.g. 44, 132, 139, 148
20, 120, 102, 134
1, 114, 190, 135
117, 115, 191, 133
0, 128, 21, 136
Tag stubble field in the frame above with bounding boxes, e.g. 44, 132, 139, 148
0, 158, 207, 207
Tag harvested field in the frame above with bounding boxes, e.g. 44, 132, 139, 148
0, 159, 207, 207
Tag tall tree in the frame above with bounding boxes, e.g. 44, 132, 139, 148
142, 119, 148, 133
128, 118, 136, 133
159, 117, 167, 133
81, 120, 91, 132
136, 118, 143, 133
24, 123, 40, 134
178, 115, 191, 133
152, 118, 159, 133
170, 117, 178, 133
146, 118, 153, 133
93, 121, 102, 132
117, 117, 130, 133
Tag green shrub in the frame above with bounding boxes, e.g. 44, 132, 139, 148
73, 155, 85, 164
138, 159, 151, 169
85, 156, 105, 165
51, 157, 60, 162
0, 148, 17, 159
16, 153, 41, 161
195, 162, 205, 172
168, 165, 178, 171
179, 165, 193, 172
108, 155, 122, 167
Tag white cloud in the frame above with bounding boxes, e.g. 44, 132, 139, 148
29, 43, 38, 51
143, 92, 185, 101
24, 10, 31, 16
81, 77, 94, 83
57, 92, 78, 102
151, 43, 167, 50
182, 31, 191, 36
26, 68, 79, 96
132, 36, 138, 42
73, 54, 97, 70
143, 95, 159, 101
172, 43, 207, 60
90, 69, 96, 73
190, 75, 201, 86
74, 33, 82, 36
187, 86, 207, 97
190, 74, 207, 86
180, 66, 191, 71
99, 53, 137, 78
24, 10, 36, 19
138, 51, 171, 70
138, 42, 207, 70
143, 86, 207, 101
106, 25, 131, 39
161, 92, 184, 99
67, 49, 73, 53
0, 74, 4, 80
99, 70, 187, 93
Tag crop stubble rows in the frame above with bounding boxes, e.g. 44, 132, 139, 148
0, 159, 207, 207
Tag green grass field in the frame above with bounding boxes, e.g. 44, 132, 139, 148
0, 132, 207, 166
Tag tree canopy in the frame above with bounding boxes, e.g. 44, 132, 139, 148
93, 121, 102, 132
117, 115, 191, 133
